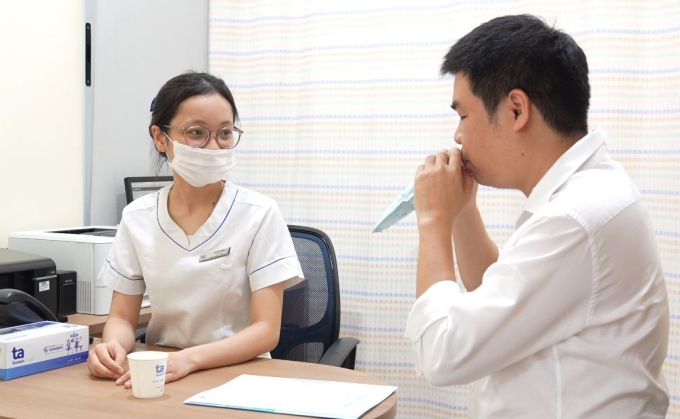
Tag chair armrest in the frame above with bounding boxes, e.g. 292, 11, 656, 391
319, 337, 359, 369
135, 327, 147, 343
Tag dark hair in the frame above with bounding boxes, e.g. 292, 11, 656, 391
441, 15, 590, 136
149, 72, 239, 164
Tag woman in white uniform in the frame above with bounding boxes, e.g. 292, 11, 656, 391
87, 72, 303, 386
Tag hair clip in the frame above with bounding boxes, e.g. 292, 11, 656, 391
149, 97, 157, 112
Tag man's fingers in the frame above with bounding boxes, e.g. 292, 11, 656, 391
447, 147, 463, 168
424, 154, 436, 166
434, 150, 449, 166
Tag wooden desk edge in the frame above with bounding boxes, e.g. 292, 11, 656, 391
65, 312, 397, 418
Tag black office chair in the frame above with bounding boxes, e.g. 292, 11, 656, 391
271, 225, 359, 369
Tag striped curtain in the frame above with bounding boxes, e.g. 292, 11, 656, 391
209, 1, 680, 417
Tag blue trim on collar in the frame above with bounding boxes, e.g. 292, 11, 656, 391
157, 188, 239, 252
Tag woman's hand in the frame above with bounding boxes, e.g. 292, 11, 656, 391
116, 351, 192, 388
87, 341, 127, 380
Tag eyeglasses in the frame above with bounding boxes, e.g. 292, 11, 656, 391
163, 125, 243, 149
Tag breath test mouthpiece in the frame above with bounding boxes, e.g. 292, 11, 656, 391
372, 184, 414, 233
373, 144, 462, 233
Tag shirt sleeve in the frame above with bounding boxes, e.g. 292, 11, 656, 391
98, 215, 146, 295
246, 202, 304, 292
405, 213, 593, 386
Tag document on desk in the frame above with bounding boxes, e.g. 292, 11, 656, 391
184, 374, 397, 419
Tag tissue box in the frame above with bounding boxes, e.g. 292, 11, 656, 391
0, 321, 89, 380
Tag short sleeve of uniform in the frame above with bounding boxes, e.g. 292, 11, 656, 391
247, 202, 303, 292
98, 215, 146, 296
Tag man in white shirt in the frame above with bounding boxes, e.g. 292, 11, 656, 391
405, 14, 669, 418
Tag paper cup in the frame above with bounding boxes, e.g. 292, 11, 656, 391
127, 351, 169, 399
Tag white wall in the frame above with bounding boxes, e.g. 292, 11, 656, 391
0, 0, 209, 247
87, 0, 208, 225
0, 0, 84, 247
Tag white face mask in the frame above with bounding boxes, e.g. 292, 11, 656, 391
165, 134, 236, 187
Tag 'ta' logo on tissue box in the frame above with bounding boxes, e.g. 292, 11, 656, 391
11, 347, 24, 361
1, 322, 89, 380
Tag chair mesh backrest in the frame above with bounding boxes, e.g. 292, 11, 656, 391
271, 225, 340, 363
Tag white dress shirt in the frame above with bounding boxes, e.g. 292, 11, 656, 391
100, 182, 303, 351
405, 129, 669, 418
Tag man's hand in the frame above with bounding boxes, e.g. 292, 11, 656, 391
414, 147, 474, 230
458, 176, 478, 217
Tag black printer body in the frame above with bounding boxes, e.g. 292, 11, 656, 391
0, 248, 71, 319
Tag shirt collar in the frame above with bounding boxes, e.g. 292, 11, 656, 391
516, 128, 607, 228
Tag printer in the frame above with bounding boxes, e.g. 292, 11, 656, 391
0, 249, 59, 318
8, 227, 116, 315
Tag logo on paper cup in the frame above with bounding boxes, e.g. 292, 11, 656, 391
155, 364, 165, 376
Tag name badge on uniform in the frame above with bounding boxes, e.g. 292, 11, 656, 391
199, 247, 231, 263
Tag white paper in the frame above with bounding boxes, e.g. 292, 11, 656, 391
372, 184, 414, 233
184, 374, 397, 419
